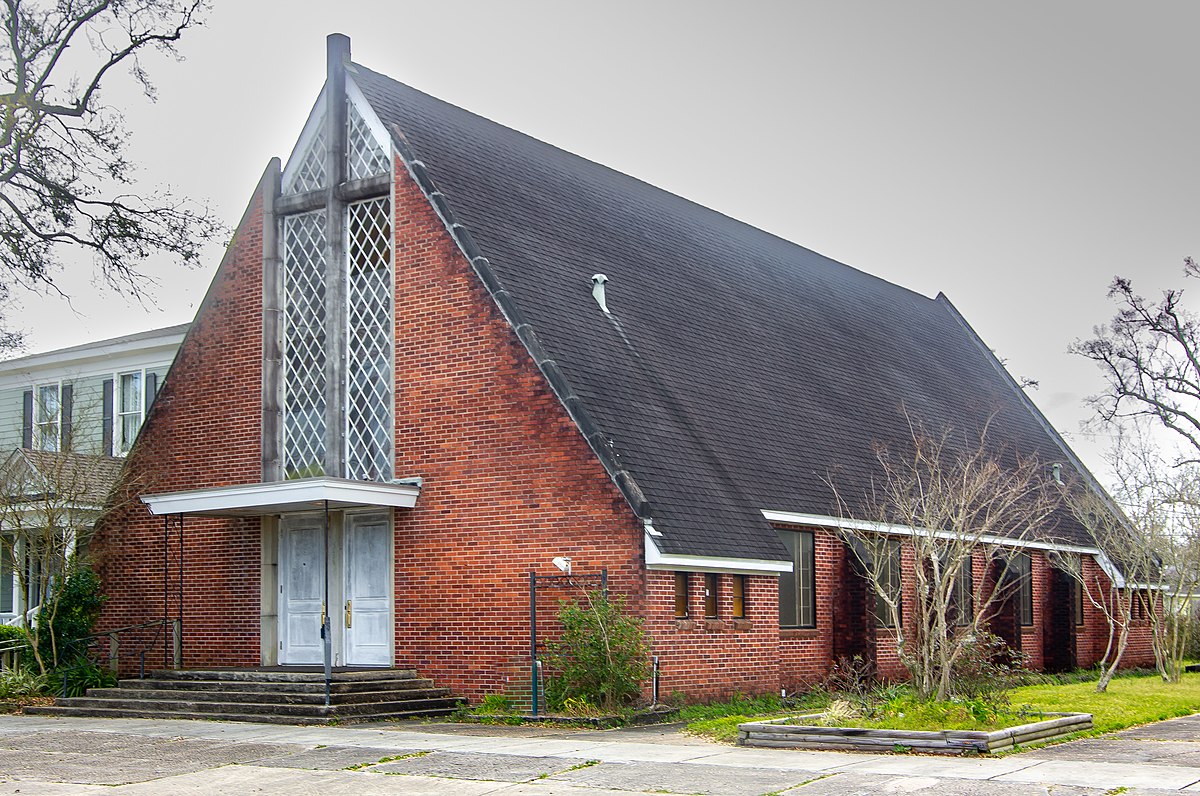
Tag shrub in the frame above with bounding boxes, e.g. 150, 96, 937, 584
544, 591, 650, 713
35, 563, 106, 669
949, 631, 1030, 709
476, 693, 514, 714
47, 658, 115, 698
0, 667, 46, 698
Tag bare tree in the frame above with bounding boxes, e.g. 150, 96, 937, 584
1073, 258, 1200, 464
830, 420, 1061, 702
0, 0, 222, 339
1104, 428, 1200, 683
1053, 489, 1141, 692
0, 448, 121, 674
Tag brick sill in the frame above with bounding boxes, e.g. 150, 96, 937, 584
780, 628, 820, 640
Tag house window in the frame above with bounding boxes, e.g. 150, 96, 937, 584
1014, 552, 1034, 626
949, 554, 973, 627
34, 383, 60, 451
0, 541, 13, 614
115, 371, 144, 456
732, 574, 746, 619
704, 573, 719, 619
875, 539, 902, 628
778, 530, 815, 628
674, 572, 689, 618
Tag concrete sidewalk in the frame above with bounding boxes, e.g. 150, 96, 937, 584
1, 714, 1199, 795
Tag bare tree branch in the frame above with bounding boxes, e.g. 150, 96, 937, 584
0, 0, 222, 314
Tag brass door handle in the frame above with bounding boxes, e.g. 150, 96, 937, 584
345, 600, 352, 628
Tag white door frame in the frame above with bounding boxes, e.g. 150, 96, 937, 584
276, 509, 394, 667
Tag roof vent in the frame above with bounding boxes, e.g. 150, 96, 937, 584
591, 274, 610, 314
1051, 463, 1063, 485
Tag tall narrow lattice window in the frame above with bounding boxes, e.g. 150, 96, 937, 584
285, 113, 328, 195
346, 198, 394, 481
282, 211, 329, 479
347, 101, 390, 180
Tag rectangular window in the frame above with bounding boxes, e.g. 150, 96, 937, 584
778, 530, 815, 628
674, 572, 689, 619
949, 554, 974, 627
732, 574, 746, 619
116, 371, 144, 456
704, 573, 719, 619
1015, 552, 1034, 626
0, 540, 12, 614
875, 539, 902, 628
34, 383, 60, 452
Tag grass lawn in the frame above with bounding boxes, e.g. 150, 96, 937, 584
1009, 671, 1200, 734
684, 671, 1200, 743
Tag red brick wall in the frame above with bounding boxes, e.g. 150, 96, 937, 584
92, 187, 267, 670
643, 571, 780, 701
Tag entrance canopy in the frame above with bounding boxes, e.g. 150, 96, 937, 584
141, 476, 421, 518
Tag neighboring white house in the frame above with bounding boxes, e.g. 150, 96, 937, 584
0, 324, 187, 624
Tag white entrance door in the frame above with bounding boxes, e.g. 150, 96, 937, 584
343, 514, 392, 666
279, 518, 325, 664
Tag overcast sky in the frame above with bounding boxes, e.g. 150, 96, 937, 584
7, 1, 1198, 483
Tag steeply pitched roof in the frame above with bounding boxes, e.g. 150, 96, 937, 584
353, 64, 1096, 559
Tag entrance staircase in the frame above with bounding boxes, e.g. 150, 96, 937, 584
25, 668, 463, 725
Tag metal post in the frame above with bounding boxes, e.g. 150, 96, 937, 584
171, 619, 182, 669
177, 514, 184, 669
162, 516, 169, 669
529, 570, 538, 717
322, 500, 332, 707
651, 655, 659, 706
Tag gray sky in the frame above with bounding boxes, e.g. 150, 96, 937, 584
8, 1, 1199, 483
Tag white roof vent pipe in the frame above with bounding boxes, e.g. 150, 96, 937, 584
591, 274, 610, 314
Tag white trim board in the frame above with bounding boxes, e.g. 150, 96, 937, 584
142, 477, 420, 517
644, 533, 793, 574
761, 509, 1102, 557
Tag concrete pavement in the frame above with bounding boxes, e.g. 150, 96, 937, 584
1, 713, 1200, 795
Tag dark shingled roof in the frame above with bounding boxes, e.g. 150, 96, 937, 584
3, 449, 123, 506
353, 64, 1096, 561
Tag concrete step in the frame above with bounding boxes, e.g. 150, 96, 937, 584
23, 704, 461, 725
145, 668, 419, 684
117, 677, 438, 695
91, 686, 453, 705
36, 695, 462, 719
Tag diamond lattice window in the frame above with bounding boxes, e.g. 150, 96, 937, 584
282, 211, 328, 478
346, 198, 394, 482
284, 113, 328, 195
347, 101, 390, 180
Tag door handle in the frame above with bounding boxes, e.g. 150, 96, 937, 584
345, 600, 352, 628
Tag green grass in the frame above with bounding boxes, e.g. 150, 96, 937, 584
684, 671, 1200, 744
1009, 671, 1200, 734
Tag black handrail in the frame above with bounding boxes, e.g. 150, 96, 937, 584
1, 618, 178, 697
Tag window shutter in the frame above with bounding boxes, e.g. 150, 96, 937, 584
145, 372, 158, 412
101, 378, 114, 456
21, 390, 32, 449
60, 384, 73, 451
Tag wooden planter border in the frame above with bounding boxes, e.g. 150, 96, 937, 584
738, 711, 1092, 754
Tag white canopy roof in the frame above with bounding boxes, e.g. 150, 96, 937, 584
141, 476, 421, 518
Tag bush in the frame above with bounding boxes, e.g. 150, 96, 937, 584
544, 591, 650, 713
0, 667, 46, 698
47, 658, 115, 698
35, 563, 105, 669
949, 631, 1030, 709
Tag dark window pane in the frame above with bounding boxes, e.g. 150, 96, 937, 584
798, 531, 815, 628
674, 572, 689, 618
1016, 553, 1034, 626
778, 532, 798, 627
732, 575, 745, 618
